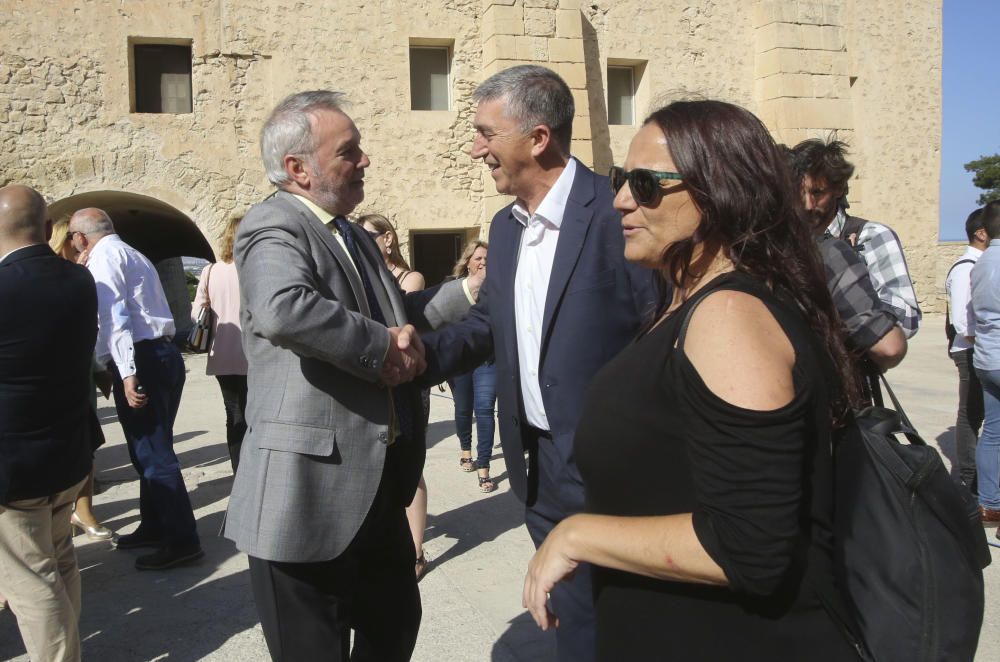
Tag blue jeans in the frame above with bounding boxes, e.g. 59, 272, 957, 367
447, 362, 497, 469
110, 339, 199, 548
975, 367, 1000, 509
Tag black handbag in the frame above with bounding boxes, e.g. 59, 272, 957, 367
821, 374, 990, 662
186, 264, 213, 353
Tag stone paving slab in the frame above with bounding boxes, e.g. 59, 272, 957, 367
1, 314, 998, 661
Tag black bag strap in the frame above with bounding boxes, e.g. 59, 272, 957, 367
945, 258, 976, 349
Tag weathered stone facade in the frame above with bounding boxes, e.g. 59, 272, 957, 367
0, 0, 946, 308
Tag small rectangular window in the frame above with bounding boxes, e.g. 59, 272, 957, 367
133, 43, 192, 114
409, 47, 451, 111
607, 66, 635, 126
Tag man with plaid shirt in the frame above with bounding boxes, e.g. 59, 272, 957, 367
790, 137, 922, 340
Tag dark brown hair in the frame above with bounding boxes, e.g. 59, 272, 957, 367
646, 100, 859, 412
787, 135, 855, 194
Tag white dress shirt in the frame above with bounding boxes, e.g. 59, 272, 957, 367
946, 245, 983, 353
512, 158, 578, 431
87, 234, 175, 378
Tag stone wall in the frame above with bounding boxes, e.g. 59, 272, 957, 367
0, 0, 947, 310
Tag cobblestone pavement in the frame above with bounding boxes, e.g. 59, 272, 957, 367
1, 315, 998, 661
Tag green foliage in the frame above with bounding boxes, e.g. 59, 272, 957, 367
185, 271, 199, 302
964, 154, 1000, 205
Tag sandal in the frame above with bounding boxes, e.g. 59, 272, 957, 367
459, 456, 475, 472
478, 475, 497, 493
415, 554, 428, 582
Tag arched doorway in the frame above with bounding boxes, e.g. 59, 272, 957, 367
49, 191, 215, 340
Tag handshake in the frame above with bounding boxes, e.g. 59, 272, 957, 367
381, 325, 427, 386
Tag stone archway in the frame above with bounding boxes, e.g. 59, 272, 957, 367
49, 190, 215, 339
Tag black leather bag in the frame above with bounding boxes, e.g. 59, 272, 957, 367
186, 264, 213, 353
827, 375, 990, 662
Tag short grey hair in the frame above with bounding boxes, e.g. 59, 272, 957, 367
70, 208, 115, 235
473, 65, 574, 155
260, 90, 348, 186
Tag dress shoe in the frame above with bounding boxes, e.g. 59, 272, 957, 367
135, 545, 204, 571
979, 505, 1000, 526
113, 530, 164, 550
70, 513, 116, 541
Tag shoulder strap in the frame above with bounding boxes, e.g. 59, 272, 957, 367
675, 274, 760, 350
203, 263, 213, 308
946, 258, 976, 279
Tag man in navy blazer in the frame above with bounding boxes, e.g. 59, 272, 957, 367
0, 184, 98, 662
422, 66, 655, 661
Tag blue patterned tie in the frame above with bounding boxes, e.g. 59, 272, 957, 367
333, 216, 387, 326
332, 216, 416, 441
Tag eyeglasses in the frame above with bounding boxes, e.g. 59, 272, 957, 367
609, 166, 684, 206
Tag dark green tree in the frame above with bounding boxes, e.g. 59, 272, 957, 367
964, 154, 1000, 205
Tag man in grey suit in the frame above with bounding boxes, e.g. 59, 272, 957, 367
224, 90, 474, 662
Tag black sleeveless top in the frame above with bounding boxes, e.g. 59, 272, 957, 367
575, 272, 857, 661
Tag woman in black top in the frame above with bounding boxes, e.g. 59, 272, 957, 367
523, 100, 861, 660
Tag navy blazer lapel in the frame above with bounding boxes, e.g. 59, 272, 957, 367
280, 192, 371, 318
540, 163, 596, 350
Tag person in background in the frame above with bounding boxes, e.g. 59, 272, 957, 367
969, 200, 1000, 530
1, 184, 99, 662
192, 215, 249, 472
946, 207, 987, 498
447, 241, 498, 493
523, 100, 859, 660
358, 212, 432, 580
47, 217, 114, 542
68, 207, 201, 571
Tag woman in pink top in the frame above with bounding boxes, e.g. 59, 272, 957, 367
192, 215, 248, 472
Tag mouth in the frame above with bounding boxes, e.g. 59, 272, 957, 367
622, 223, 642, 236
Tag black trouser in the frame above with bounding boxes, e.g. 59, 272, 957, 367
248, 444, 421, 662
215, 375, 247, 472
953, 348, 985, 493
522, 425, 596, 662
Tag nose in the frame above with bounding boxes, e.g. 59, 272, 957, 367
470, 134, 487, 160
359, 151, 371, 169
613, 179, 636, 214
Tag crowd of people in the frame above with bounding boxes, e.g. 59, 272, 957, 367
8, 59, 991, 662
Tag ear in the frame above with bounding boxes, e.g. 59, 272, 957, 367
529, 124, 553, 158
283, 154, 311, 188
383, 231, 395, 249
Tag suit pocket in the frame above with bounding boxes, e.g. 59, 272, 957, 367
256, 419, 336, 457
566, 267, 617, 295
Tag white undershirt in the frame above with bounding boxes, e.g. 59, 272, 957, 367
512, 158, 578, 431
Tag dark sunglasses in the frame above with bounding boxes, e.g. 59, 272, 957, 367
609, 166, 684, 206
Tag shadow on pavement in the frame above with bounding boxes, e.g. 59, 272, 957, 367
491, 611, 556, 662
424, 490, 524, 569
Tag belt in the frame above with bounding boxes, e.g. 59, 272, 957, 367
524, 424, 553, 440
136, 337, 170, 347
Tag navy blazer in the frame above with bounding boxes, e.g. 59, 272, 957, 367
0, 244, 98, 504
423, 161, 656, 505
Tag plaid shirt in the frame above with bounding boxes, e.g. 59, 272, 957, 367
827, 209, 921, 338
817, 234, 897, 352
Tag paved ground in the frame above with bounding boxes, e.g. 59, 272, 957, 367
2, 314, 999, 661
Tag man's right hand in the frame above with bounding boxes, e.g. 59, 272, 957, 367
123, 375, 148, 409
382, 325, 427, 386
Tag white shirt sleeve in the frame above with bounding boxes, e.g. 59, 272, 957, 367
947, 261, 975, 339
90, 247, 138, 378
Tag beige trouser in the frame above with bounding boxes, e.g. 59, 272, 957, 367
0, 476, 87, 662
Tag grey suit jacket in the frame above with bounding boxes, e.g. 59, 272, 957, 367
225, 191, 470, 563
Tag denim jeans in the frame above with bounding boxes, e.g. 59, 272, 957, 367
216, 374, 248, 473
974, 367, 1000, 509
952, 349, 984, 493
448, 362, 497, 469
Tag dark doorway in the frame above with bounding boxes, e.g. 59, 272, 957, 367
412, 232, 466, 286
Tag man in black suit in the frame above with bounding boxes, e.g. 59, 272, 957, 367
0, 184, 98, 662
421, 66, 656, 661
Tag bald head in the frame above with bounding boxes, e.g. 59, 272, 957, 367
68, 208, 115, 237
0, 184, 48, 245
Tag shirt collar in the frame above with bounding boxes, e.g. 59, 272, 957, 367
825, 207, 847, 236
88, 233, 120, 260
0, 244, 36, 265
964, 245, 984, 260
291, 193, 335, 225
512, 158, 578, 229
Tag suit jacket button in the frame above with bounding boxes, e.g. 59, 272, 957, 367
378, 431, 389, 444
360, 354, 369, 368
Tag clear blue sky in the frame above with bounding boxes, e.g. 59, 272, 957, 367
940, 0, 1000, 240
